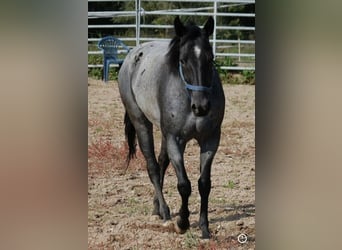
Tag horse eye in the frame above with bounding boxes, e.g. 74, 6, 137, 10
180, 59, 186, 65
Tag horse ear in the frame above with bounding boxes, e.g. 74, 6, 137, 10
174, 16, 185, 37
203, 16, 214, 37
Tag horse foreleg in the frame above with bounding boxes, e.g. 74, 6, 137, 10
166, 135, 191, 233
198, 131, 221, 239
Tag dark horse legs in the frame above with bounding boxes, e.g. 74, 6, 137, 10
155, 133, 220, 238
153, 135, 192, 233
166, 135, 191, 233
198, 131, 221, 238
125, 105, 219, 238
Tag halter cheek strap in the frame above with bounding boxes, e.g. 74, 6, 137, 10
179, 62, 212, 93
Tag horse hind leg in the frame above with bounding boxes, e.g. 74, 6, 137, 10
125, 112, 171, 222
153, 136, 170, 218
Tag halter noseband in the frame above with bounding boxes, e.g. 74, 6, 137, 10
179, 62, 212, 93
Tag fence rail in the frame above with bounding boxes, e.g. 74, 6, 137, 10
88, 0, 255, 71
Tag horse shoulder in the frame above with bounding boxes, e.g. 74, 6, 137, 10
129, 42, 169, 127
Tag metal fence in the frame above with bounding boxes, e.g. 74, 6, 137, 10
88, 0, 255, 71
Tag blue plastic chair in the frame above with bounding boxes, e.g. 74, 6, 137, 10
97, 36, 130, 82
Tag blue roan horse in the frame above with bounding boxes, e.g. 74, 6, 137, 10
118, 16, 225, 238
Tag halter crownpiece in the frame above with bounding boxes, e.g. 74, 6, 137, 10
179, 62, 212, 92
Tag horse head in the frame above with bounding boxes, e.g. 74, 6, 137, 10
170, 16, 215, 116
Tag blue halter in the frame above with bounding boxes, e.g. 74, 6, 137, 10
179, 62, 212, 93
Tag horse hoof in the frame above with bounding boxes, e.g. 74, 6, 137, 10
162, 220, 174, 230
201, 230, 211, 239
199, 238, 210, 247
174, 223, 187, 234
174, 216, 188, 234
150, 215, 161, 222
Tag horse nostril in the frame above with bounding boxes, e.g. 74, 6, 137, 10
191, 104, 196, 111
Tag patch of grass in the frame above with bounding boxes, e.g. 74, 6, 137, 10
88, 139, 133, 177
88, 53, 103, 80
88, 139, 119, 160
242, 70, 255, 85
224, 180, 235, 189
88, 66, 120, 81
95, 127, 103, 133
118, 200, 150, 217
88, 67, 102, 80
225, 72, 255, 85
141, 205, 150, 216
184, 230, 198, 248
214, 56, 255, 85
210, 197, 228, 205
88, 51, 120, 81
128, 197, 139, 205
167, 189, 174, 198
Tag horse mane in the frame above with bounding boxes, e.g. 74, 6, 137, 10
166, 23, 202, 74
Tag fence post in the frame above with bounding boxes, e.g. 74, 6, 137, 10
213, 0, 217, 58
135, 0, 141, 46
238, 37, 241, 62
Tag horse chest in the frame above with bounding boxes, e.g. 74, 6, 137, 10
192, 117, 215, 135
161, 96, 219, 139
169, 114, 217, 140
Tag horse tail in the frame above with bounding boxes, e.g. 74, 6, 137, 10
124, 111, 137, 166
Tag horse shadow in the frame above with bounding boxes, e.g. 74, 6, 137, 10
189, 203, 255, 227
213, 203, 255, 223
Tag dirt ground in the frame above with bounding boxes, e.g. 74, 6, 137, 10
88, 78, 255, 249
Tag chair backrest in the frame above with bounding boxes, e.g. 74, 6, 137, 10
97, 36, 129, 57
